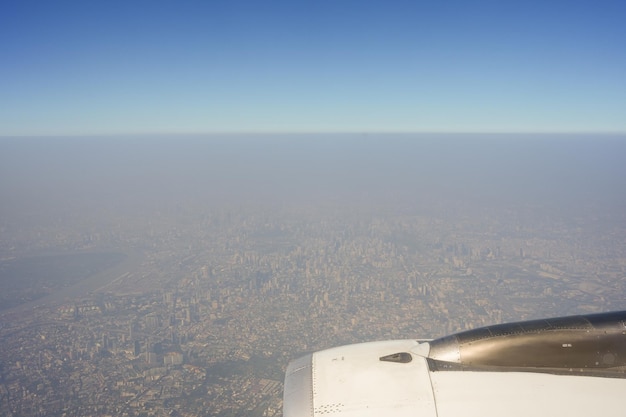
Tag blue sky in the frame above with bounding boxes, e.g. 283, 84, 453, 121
1, 0, 625, 135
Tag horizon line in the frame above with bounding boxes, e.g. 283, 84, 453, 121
2, 130, 626, 139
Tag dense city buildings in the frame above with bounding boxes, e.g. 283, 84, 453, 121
1, 199, 624, 417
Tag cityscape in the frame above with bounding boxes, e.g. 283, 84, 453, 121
1, 136, 626, 417
3, 1, 625, 415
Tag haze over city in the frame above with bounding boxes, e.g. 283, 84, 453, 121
1, 1, 626, 416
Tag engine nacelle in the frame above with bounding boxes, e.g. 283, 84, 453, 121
428, 311, 626, 374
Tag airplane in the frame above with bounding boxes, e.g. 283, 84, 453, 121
283, 310, 626, 417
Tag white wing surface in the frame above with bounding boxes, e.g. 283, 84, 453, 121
284, 311, 626, 417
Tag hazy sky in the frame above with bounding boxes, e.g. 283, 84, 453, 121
2, 134, 626, 221
2, 1, 626, 135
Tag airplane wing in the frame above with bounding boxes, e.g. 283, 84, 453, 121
283, 311, 626, 417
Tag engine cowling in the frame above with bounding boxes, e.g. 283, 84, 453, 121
428, 311, 626, 373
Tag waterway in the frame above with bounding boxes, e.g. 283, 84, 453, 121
0, 249, 144, 316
